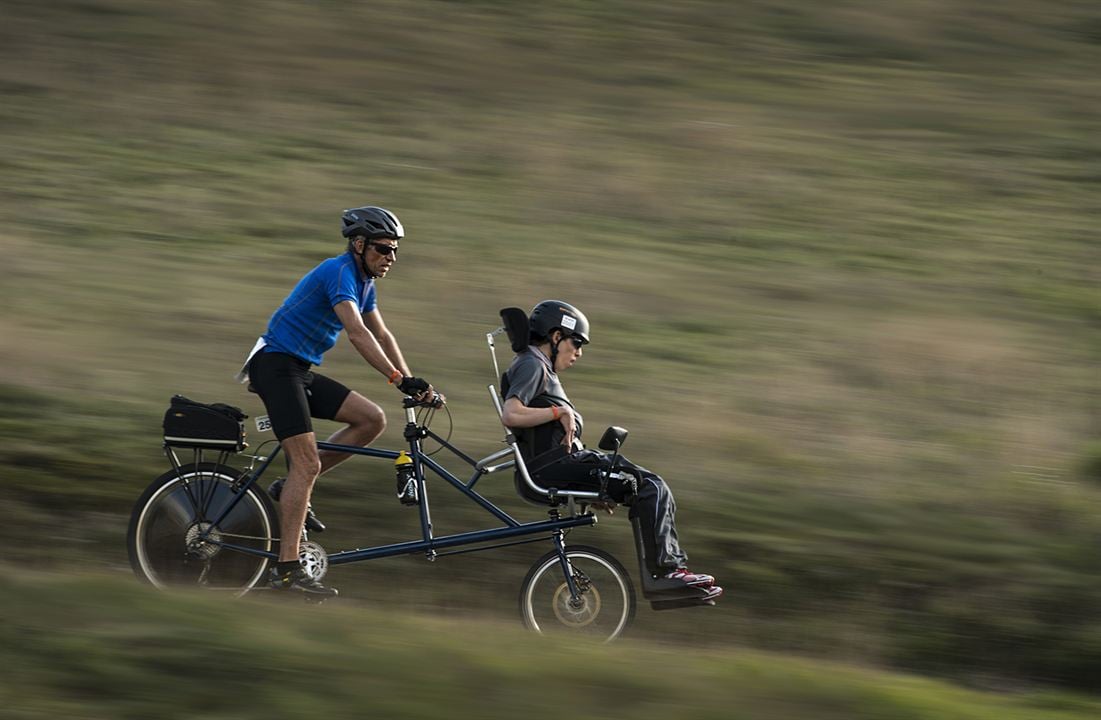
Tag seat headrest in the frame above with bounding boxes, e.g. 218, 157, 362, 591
500, 307, 529, 353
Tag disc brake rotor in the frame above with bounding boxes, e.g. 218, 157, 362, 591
551, 581, 602, 627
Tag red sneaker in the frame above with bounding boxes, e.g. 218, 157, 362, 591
663, 568, 715, 587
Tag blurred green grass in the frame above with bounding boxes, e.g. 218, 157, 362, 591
0, 0, 1098, 696
4, 571, 1101, 720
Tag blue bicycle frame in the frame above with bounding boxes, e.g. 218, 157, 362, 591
194, 398, 598, 582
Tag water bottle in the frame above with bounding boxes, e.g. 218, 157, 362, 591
394, 451, 418, 506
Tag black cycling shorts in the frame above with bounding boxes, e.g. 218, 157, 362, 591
248, 350, 352, 440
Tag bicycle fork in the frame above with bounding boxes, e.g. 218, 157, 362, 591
551, 528, 583, 603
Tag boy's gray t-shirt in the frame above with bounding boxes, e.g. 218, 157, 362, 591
503, 347, 584, 457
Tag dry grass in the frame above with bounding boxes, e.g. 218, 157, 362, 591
0, 0, 1098, 691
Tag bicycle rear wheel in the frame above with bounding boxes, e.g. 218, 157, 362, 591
520, 545, 636, 642
127, 463, 278, 595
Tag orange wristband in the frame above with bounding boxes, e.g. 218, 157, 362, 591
387, 370, 402, 384
551, 406, 560, 420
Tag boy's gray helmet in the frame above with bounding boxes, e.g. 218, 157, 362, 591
341, 206, 405, 240
530, 300, 590, 344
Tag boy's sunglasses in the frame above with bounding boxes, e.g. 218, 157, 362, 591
567, 336, 586, 349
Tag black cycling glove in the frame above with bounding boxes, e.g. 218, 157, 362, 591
397, 376, 430, 396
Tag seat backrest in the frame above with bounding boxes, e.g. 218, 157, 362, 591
488, 383, 555, 506
488, 384, 600, 507
500, 307, 530, 354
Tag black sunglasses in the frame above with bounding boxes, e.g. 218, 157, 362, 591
566, 336, 586, 349
368, 242, 399, 257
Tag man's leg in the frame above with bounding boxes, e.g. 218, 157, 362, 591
247, 353, 337, 595
269, 431, 337, 596
286, 378, 383, 534
317, 391, 386, 475
276, 432, 322, 562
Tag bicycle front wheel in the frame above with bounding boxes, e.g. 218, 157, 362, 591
127, 463, 277, 595
520, 545, 636, 642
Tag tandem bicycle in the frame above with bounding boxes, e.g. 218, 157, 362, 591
127, 310, 714, 642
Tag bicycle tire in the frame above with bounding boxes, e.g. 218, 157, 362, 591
519, 544, 636, 642
126, 463, 278, 596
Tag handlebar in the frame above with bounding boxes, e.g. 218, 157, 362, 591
401, 392, 445, 410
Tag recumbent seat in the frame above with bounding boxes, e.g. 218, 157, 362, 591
489, 309, 602, 509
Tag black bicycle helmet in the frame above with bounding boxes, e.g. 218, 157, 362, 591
341, 206, 405, 240
529, 300, 590, 345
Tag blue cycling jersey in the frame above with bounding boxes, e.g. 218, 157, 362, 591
261, 252, 377, 365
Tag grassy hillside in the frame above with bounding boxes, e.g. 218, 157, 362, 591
4, 572, 1101, 720
1, 0, 1099, 697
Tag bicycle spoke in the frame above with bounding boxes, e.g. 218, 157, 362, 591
196, 560, 212, 587
199, 471, 220, 520
178, 476, 204, 520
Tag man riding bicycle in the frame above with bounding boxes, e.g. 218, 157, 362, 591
237, 205, 442, 597
501, 301, 722, 600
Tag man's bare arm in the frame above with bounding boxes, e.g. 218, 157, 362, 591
333, 301, 402, 381
362, 309, 411, 377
